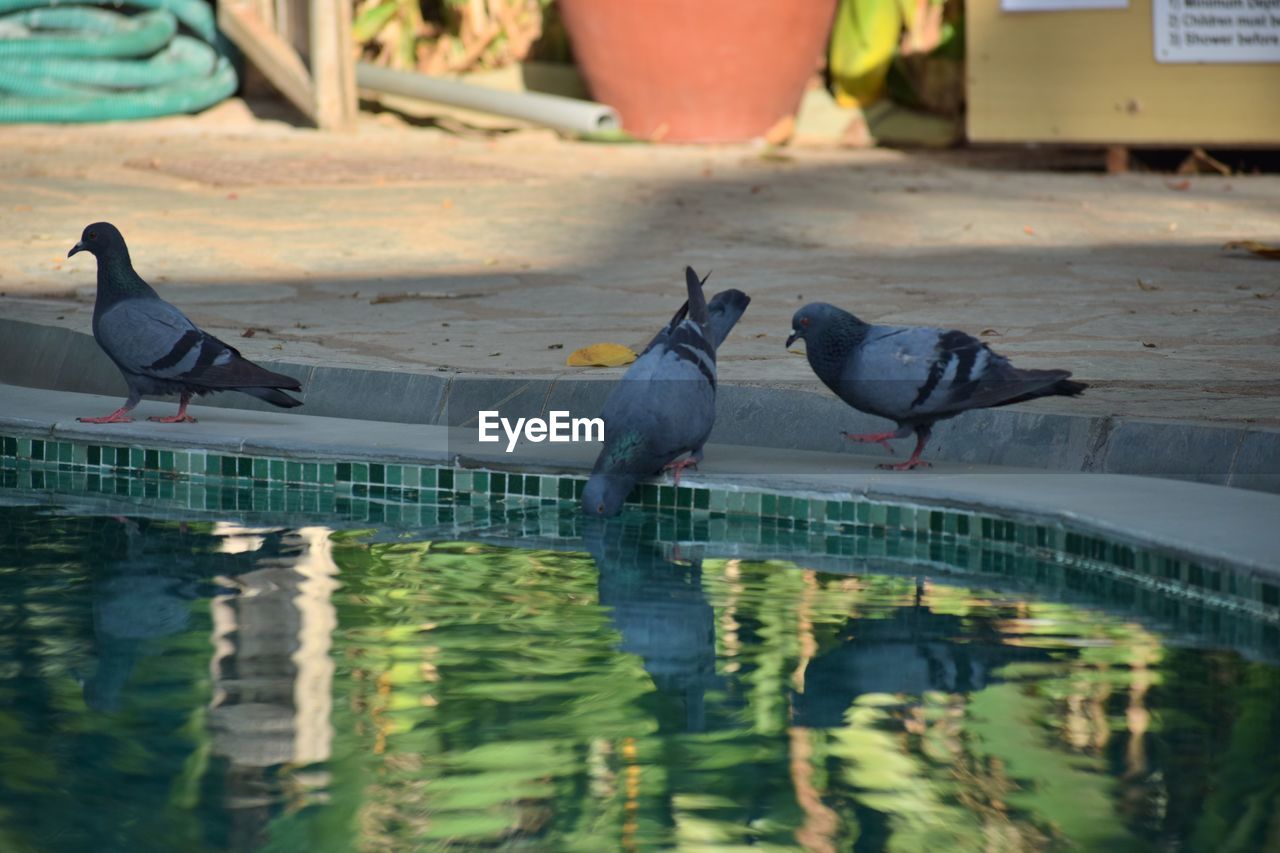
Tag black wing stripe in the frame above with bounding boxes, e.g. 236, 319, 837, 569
675, 344, 716, 388
146, 329, 201, 371
189, 333, 225, 374
911, 355, 948, 409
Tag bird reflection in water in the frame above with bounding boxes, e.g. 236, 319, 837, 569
584, 516, 719, 732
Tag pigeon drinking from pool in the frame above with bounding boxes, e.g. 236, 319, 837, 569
787, 303, 1085, 470
582, 267, 750, 517
69, 222, 303, 423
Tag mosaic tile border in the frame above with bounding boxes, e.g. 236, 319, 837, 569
2, 432, 1276, 623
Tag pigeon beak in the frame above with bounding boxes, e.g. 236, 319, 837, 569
785, 332, 799, 348
68, 241, 85, 258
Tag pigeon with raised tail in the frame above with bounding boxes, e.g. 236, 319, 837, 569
68, 222, 303, 423
787, 303, 1085, 469
583, 267, 750, 517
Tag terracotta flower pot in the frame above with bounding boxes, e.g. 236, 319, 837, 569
557, 0, 837, 143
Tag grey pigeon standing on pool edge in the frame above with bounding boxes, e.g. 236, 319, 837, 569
69, 222, 302, 423
583, 267, 750, 517
787, 303, 1085, 470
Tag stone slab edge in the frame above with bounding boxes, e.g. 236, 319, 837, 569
2, 316, 1276, 493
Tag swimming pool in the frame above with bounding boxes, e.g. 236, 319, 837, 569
2, 450, 1278, 850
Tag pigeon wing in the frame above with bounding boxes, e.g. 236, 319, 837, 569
97, 298, 299, 391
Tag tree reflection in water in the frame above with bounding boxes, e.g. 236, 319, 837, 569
0, 506, 1277, 852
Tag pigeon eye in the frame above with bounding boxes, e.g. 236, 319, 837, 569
87, 231, 97, 241
596, 502, 606, 514
800, 317, 810, 328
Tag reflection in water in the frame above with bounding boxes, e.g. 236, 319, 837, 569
0, 506, 1278, 852
584, 516, 717, 732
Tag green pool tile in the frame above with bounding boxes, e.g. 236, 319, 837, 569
350, 462, 368, 483
397, 465, 414, 487
674, 487, 691, 509
58, 442, 73, 463
694, 489, 711, 510
760, 494, 777, 517
251, 458, 268, 479
558, 477, 575, 500
144, 448, 158, 470
743, 493, 762, 514
541, 476, 556, 498
369, 463, 385, 485
419, 467, 436, 489
438, 469, 453, 490
956, 514, 971, 537
284, 461, 301, 483
386, 465, 403, 486
335, 462, 352, 482
454, 471, 473, 492
573, 479, 586, 499
268, 459, 284, 481
303, 462, 319, 484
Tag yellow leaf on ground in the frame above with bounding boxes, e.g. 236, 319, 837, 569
1224, 240, 1280, 260
566, 343, 637, 367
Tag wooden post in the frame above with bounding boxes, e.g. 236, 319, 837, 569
309, 0, 357, 131
219, 1, 317, 122
220, 0, 357, 130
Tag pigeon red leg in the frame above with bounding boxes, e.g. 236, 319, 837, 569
842, 425, 909, 455
77, 403, 136, 424
878, 427, 933, 471
148, 393, 197, 423
663, 453, 702, 486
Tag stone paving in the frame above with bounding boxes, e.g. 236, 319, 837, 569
1, 102, 1278, 428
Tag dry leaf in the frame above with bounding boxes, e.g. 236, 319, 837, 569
979, 328, 1001, 336
1136, 278, 1159, 292
1224, 240, 1280, 260
567, 342, 637, 367
1141, 341, 1157, 348
1023, 226, 1035, 236
547, 343, 563, 350
241, 328, 255, 337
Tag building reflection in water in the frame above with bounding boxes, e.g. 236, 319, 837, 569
208, 523, 338, 848
83, 519, 339, 850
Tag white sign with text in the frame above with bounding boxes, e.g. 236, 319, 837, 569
1154, 0, 1280, 62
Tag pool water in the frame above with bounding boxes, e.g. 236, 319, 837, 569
0, 504, 1277, 852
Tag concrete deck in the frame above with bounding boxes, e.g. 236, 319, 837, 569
1, 109, 1278, 423
0, 106, 1276, 492
2, 383, 1276, 575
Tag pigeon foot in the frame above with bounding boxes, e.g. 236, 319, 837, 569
841, 431, 899, 454
147, 414, 198, 423
663, 457, 699, 486
77, 410, 134, 424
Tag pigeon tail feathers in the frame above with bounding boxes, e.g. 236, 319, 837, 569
684, 266, 710, 327
240, 387, 303, 409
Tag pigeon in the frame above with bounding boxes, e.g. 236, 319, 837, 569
787, 303, 1086, 470
68, 222, 302, 423
582, 267, 750, 517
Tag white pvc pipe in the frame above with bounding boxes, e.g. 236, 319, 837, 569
356, 62, 619, 135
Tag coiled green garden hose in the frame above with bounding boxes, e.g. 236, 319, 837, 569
0, 0, 236, 123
